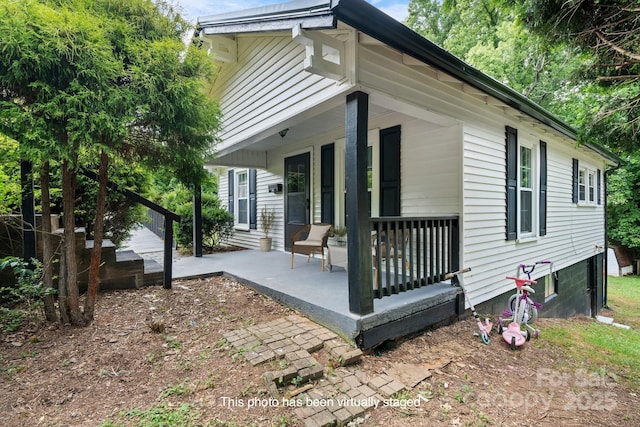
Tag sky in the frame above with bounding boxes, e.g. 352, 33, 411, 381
176, 0, 410, 24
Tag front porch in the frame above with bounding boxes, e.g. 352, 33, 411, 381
173, 248, 462, 348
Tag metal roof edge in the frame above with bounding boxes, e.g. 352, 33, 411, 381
198, 0, 332, 26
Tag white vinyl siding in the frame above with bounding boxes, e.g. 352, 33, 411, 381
463, 122, 607, 303
210, 27, 608, 308
218, 168, 284, 251
210, 34, 354, 152
356, 37, 606, 303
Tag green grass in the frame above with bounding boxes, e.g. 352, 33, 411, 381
99, 403, 200, 427
538, 276, 640, 390
606, 276, 640, 329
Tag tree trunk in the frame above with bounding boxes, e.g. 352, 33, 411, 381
57, 248, 70, 325
83, 151, 108, 323
61, 159, 83, 326
40, 162, 58, 322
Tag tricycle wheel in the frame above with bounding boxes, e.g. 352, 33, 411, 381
481, 331, 490, 345
525, 330, 531, 341
510, 336, 516, 350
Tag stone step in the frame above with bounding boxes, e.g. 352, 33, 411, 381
78, 250, 144, 287
85, 239, 117, 263
140, 258, 164, 287
54, 227, 87, 250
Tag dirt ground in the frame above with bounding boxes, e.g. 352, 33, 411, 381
0, 275, 637, 427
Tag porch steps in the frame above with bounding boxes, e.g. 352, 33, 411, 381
58, 227, 164, 291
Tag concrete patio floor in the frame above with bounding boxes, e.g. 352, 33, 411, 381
123, 227, 460, 346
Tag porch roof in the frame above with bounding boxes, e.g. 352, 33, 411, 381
198, 0, 620, 165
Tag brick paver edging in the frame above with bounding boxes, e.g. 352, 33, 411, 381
222, 315, 409, 427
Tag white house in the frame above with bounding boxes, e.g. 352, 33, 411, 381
197, 0, 619, 346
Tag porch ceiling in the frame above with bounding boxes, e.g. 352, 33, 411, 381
208, 88, 464, 169
209, 99, 394, 166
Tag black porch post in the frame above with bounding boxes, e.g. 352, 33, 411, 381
20, 160, 36, 263
345, 91, 374, 315
163, 216, 173, 289
193, 184, 202, 257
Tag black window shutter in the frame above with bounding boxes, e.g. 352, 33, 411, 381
505, 126, 518, 241
228, 169, 234, 215
380, 125, 401, 216
539, 141, 547, 236
320, 143, 335, 224
597, 169, 602, 205
249, 169, 257, 229
572, 158, 579, 203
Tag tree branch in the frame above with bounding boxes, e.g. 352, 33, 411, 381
596, 75, 640, 82
594, 30, 640, 62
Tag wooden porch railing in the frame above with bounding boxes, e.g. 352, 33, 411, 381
371, 216, 459, 299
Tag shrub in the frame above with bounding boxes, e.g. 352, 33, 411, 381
173, 195, 234, 249
159, 174, 233, 250
0, 257, 55, 332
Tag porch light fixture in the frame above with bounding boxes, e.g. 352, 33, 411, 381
279, 128, 289, 138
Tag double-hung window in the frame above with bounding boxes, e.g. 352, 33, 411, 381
235, 170, 249, 229
572, 159, 600, 206
519, 145, 534, 236
227, 168, 256, 231
506, 126, 546, 241
578, 167, 596, 204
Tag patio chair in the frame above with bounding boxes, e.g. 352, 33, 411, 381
290, 223, 332, 271
372, 228, 411, 287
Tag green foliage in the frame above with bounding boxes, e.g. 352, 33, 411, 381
406, 0, 639, 251
0, 0, 221, 325
160, 174, 233, 249
406, 0, 584, 113
541, 320, 640, 391
70, 162, 151, 246
107, 403, 200, 427
607, 155, 640, 252
0, 257, 55, 332
0, 135, 19, 214
518, 0, 640, 151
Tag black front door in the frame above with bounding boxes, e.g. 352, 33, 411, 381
284, 152, 310, 250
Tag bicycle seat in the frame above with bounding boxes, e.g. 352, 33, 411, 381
506, 276, 537, 289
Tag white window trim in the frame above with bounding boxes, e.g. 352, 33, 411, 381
517, 140, 538, 240
234, 169, 250, 231
578, 165, 597, 206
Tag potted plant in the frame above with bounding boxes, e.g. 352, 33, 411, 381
328, 226, 347, 247
259, 206, 276, 252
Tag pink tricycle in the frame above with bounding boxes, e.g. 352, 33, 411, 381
498, 261, 551, 349
498, 276, 537, 350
